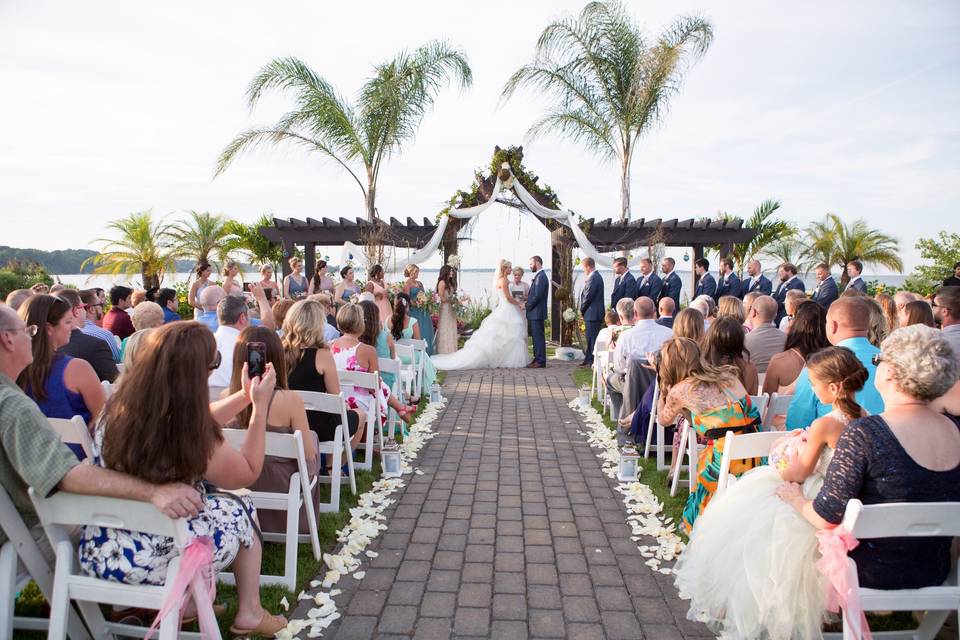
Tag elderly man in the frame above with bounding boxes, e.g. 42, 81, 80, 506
785, 298, 884, 429
740, 259, 773, 297
57, 289, 119, 382
743, 295, 785, 374
606, 297, 672, 418
208, 283, 275, 389
0, 303, 202, 557
657, 297, 675, 329
934, 286, 960, 359
196, 285, 227, 332
810, 263, 839, 310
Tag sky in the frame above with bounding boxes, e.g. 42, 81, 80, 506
1, 0, 958, 274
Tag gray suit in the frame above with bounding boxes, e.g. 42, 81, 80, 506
744, 323, 787, 374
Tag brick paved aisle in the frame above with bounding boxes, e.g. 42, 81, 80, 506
318, 364, 711, 639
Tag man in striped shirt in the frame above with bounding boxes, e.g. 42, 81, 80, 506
78, 289, 121, 362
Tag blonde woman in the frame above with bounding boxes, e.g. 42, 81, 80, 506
716, 296, 746, 327
432, 259, 528, 370
283, 257, 308, 300
222, 262, 243, 296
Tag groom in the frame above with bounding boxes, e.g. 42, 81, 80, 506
526, 255, 548, 368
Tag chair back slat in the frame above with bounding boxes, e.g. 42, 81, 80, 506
842, 499, 960, 539
716, 431, 784, 493
30, 491, 185, 541
379, 358, 401, 375
221, 428, 303, 459
337, 370, 379, 390
294, 390, 346, 414
763, 392, 793, 427
47, 416, 95, 460
749, 393, 769, 420
394, 344, 415, 361
397, 338, 427, 351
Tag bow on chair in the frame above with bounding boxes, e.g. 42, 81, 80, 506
816, 527, 872, 640
146, 536, 218, 639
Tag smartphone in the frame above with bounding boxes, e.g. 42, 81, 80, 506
246, 342, 267, 378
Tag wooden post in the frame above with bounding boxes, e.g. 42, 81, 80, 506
549, 223, 574, 345
304, 242, 316, 284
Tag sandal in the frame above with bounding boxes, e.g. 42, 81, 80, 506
229, 611, 287, 637
398, 408, 416, 425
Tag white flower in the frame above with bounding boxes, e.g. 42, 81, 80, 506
563, 308, 577, 323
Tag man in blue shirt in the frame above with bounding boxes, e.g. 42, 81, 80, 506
196, 285, 226, 332
785, 297, 884, 429
157, 288, 182, 323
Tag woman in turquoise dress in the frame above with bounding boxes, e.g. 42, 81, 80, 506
655, 337, 762, 532
388, 293, 437, 394
403, 264, 435, 355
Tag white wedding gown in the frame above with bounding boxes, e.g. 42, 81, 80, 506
431, 281, 529, 370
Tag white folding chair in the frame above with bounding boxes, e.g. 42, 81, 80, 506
669, 417, 698, 497
29, 489, 217, 640
295, 390, 357, 504
397, 338, 427, 398
378, 357, 404, 442
763, 392, 793, 429
219, 429, 321, 590
749, 393, 770, 423
591, 338, 609, 402
337, 370, 383, 472
822, 499, 960, 640
643, 381, 674, 472
0, 485, 90, 639
47, 416, 95, 462
716, 431, 784, 493
393, 344, 417, 402
100, 380, 112, 399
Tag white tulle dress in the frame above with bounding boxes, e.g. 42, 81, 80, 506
672, 413, 847, 640
431, 282, 529, 370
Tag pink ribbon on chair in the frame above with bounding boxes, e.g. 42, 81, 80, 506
145, 536, 219, 639
815, 527, 872, 640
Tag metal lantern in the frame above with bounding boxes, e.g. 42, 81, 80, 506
578, 385, 591, 409
617, 445, 640, 483
381, 443, 402, 478
429, 382, 442, 404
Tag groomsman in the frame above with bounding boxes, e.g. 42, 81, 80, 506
579, 257, 605, 367
636, 258, 663, 302
525, 255, 549, 369
773, 262, 805, 325
715, 258, 741, 301
694, 258, 717, 299
846, 259, 868, 293
740, 259, 773, 296
811, 263, 839, 309
658, 257, 682, 311
609, 257, 638, 310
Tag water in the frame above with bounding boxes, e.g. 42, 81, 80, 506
55, 269, 908, 309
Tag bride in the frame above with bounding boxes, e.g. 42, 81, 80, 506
432, 259, 530, 370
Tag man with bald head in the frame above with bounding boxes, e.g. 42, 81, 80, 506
740, 259, 773, 297
785, 297, 884, 429
656, 297, 675, 329
607, 297, 673, 418
197, 285, 226, 332
743, 295, 785, 373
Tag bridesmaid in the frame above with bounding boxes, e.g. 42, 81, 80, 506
257, 265, 279, 302
308, 259, 335, 297
283, 257, 309, 300
334, 266, 362, 308
222, 261, 244, 296
388, 293, 437, 394
187, 261, 213, 319
367, 264, 392, 328
403, 264, 435, 355
434, 265, 458, 355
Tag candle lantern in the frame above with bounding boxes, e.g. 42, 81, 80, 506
578, 385, 591, 409
429, 382, 443, 404
381, 443, 402, 478
617, 445, 640, 482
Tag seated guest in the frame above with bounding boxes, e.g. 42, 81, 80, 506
30, 283, 49, 295
743, 295, 786, 374
875, 292, 898, 333
282, 300, 365, 452
120, 301, 164, 361
122, 327, 156, 370
102, 286, 135, 339
672, 307, 705, 344
0, 303, 203, 571
271, 299, 295, 334
902, 299, 935, 328
657, 337, 761, 532
609, 298, 637, 347
779, 325, 960, 591
595, 309, 621, 349
702, 316, 759, 395
18, 295, 105, 457
778, 289, 807, 332
607, 298, 672, 419
865, 297, 889, 347
359, 300, 398, 390
145, 286, 159, 303
5, 288, 34, 312
227, 326, 318, 533
690, 295, 716, 328
934, 286, 960, 358
80, 322, 287, 635
78, 289, 121, 361
716, 296, 745, 327
57, 288, 118, 383
156, 288, 181, 323
742, 291, 761, 327
893, 290, 920, 324
196, 285, 226, 332
763, 301, 828, 397
388, 293, 437, 394
656, 297, 675, 329
308, 292, 340, 335
786, 298, 884, 429
128, 289, 147, 310
208, 285, 276, 390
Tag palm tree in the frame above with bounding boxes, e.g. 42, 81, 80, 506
81, 211, 177, 288
712, 199, 795, 276
801, 213, 902, 286
215, 43, 472, 220
168, 210, 235, 273
762, 237, 811, 276
501, 1, 713, 221
222, 214, 284, 280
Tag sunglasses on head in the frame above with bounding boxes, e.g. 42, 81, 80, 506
871, 354, 883, 366
208, 351, 222, 371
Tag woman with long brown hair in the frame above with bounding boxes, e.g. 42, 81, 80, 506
18, 295, 104, 444
874, 292, 898, 333
702, 316, 759, 395
656, 337, 762, 532
902, 299, 935, 327
434, 265, 459, 354
308, 259, 335, 297
366, 264, 392, 328
763, 301, 829, 397
78, 321, 287, 636
673, 307, 705, 344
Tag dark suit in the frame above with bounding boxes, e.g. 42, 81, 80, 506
847, 277, 867, 294
811, 277, 839, 310
59, 328, 119, 382
740, 274, 773, 297
695, 273, 717, 299
773, 277, 806, 325
525, 270, 549, 366
715, 273, 741, 301
610, 271, 638, 310
656, 316, 674, 330
636, 272, 663, 303
579, 270, 605, 365
659, 271, 682, 311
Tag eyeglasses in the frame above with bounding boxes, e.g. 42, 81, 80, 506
208, 351, 222, 371
0, 325, 38, 337
84, 303, 104, 310
871, 354, 883, 366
